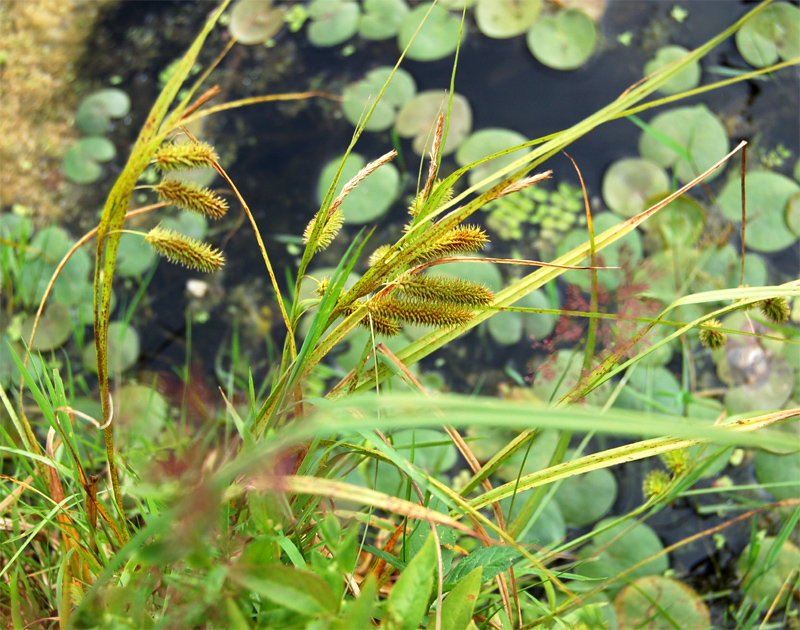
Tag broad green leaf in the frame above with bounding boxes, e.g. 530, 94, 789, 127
228, 564, 338, 616
440, 566, 482, 630
384, 532, 437, 629
446, 545, 521, 586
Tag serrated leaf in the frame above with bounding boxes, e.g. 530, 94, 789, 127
384, 532, 437, 630
446, 545, 521, 587
440, 566, 481, 630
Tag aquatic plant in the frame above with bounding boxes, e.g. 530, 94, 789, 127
526, 9, 597, 70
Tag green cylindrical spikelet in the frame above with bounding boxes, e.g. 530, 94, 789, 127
153, 141, 218, 172
371, 297, 473, 328
397, 274, 494, 306
303, 209, 345, 252
412, 225, 488, 262
642, 469, 670, 500
368, 244, 393, 267
758, 297, 790, 324
698, 318, 727, 350
362, 311, 402, 336
155, 178, 228, 219
146, 224, 225, 273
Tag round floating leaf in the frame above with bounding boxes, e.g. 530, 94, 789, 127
614, 576, 710, 630
397, 3, 461, 62
643, 46, 701, 95
717, 170, 800, 252
316, 153, 400, 224
497, 429, 561, 481
723, 356, 794, 415
638, 105, 729, 184
116, 232, 157, 278
554, 458, 617, 526
358, 0, 409, 40
577, 519, 668, 591
455, 128, 529, 191
556, 212, 642, 291
531, 349, 610, 406
794, 158, 800, 182
616, 366, 683, 416
786, 191, 800, 236
602, 158, 669, 218
487, 289, 555, 346
526, 9, 597, 70
475, 0, 542, 39
162, 211, 209, 241
342, 66, 416, 131
501, 494, 566, 546
487, 309, 523, 346
643, 194, 706, 247
114, 384, 169, 444
439, 0, 476, 8
76, 88, 131, 135
83, 321, 140, 375
21, 303, 73, 351
755, 450, 800, 500
395, 90, 472, 156
735, 2, 800, 68
229, 0, 285, 44
307, 0, 359, 47
737, 537, 800, 606
63, 137, 116, 184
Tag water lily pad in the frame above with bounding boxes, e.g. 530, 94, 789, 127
82, 321, 140, 375
614, 576, 710, 629
602, 158, 669, 218
114, 383, 169, 444
526, 9, 597, 71
21, 227, 91, 308
162, 211, 209, 241
639, 105, 729, 185
487, 289, 556, 346
723, 355, 794, 415
717, 170, 800, 252
556, 212, 643, 291
577, 519, 668, 590
455, 128, 529, 191
737, 537, 800, 606
497, 429, 561, 482
786, 191, 800, 236
63, 137, 116, 184
642, 194, 706, 247
21, 303, 73, 351
643, 46, 701, 95
531, 349, 610, 406
229, 0, 285, 44
342, 66, 416, 131
616, 365, 683, 416
735, 2, 800, 68
307, 0, 359, 47
116, 232, 157, 278
502, 494, 565, 546
397, 3, 461, 62
317, 153, 400, 224
395, 90, 472, 156
755, 450, 800, 500
475, 0, 542, 39
554, 455, 617, 526
358, 0, 409, 40
438, 0, 476, 9
76, 88, 130, 135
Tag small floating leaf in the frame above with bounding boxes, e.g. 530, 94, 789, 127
786, 191, 800, 236
643, 45, 701, 95
638, 105, 729, 184
554, 456, 617, 526
455, 128, 529, 191
395, 90, 472, 156
526, 9, 597, 71
358, 0, 409, 40
114, 383, 169, 444
602, 157, 669, 218
397, 3, 461, 62
307, 0, 359, 47
116, 232, 157, 278
737, 537, 800, 605
755, 450, 800, 500
229, 0, 285, 45
474, 0, 542, 39
317, 153, 400, 224
83, 321, 140, 375
342, 66, 416, 131
76, 88, 131, 135
735, 2, 800, 68
643, 194, 706, 247
63, 137, 116, 184
21, 303, 73, 351
614, 576, 710, 630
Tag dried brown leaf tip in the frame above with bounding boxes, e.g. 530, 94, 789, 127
329, 150, 397, 214
146, 224, 225, 273
303, 208, 345, 252
153, 141, 218, 172
155, 178, 228, 219
698, 318, 727, 350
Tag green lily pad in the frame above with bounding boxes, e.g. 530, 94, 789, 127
643, 46, 701, 95
307, 0, 359, 47
602, 158, 669, 218
735, 2, 800, 68
229, 0, 285, 45
497, 429, 560, 482
162, 211, 209, 241
638, 104, 729, 184
755, 450, 800, 500
358, 0, 409, 40
794, 158, 800, 182
556, 212, 643, 291
317, 153, 400, 224
342, 67, 416, 132
531, 349, 610, 406
63, 137, 116, 184
114, 383, 169, 444
394, 90, 472, 156
723, 356, 794, 415
397, 3, 461, 62
21, 303, 73, 351
76, 88, 130, 135
577, 519, 668, 591
643, 194, 706, 247
737, 537, 800, 606
786, 191, 800, 236
82, 321, 140, 375
526, 9, 597, 71
438, 0, 476, 8
487, 289, 556, 346
21, 227, 91, 308
553, 454, 617, 526
718, 170, 800, 252
501, 494, 566, 546
474, 0, 542, 39
455, 128, 529, 191
116, 232, 157, 278
616, 366, 683, 416
614, 576, 710, 630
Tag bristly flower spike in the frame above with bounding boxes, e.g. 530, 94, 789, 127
642, 469, 671, 500
411, 225, 489, 262
146, 224, 225, 273
153, 140, 218, 172
303, 208, 345, 252
698, 318, 727, 350
395, 274, 494, 306
758, 296, 790, 324
328, 150, 397, 215
155, 178, 228, 219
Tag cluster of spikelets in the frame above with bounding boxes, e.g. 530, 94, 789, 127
698, 296, 791, 351
142, 139, 228, 272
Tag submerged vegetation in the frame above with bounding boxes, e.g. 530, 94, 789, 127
2, 0, 800, 629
